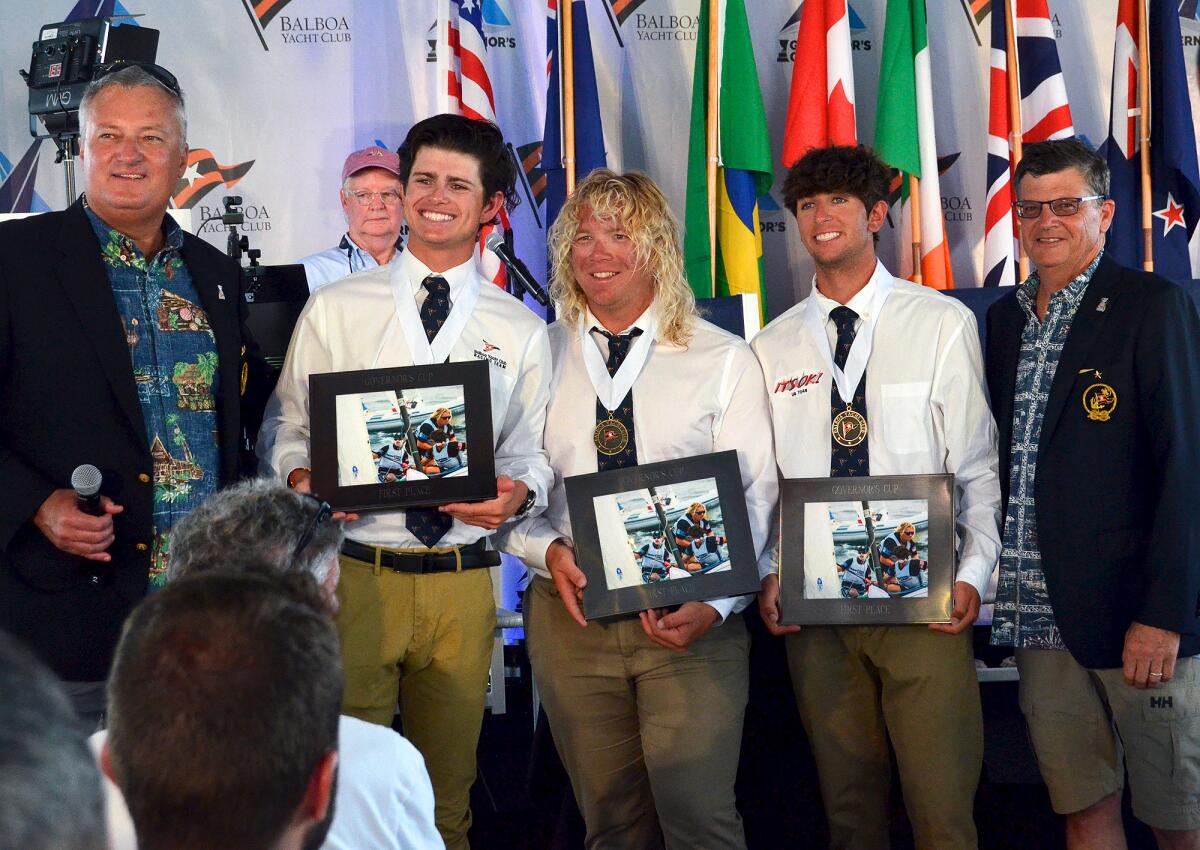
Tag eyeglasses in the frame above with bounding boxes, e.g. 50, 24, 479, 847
345, 189, 402, 207
293, 493, 333, 563
1012, 195, 1106, 219
93, 61, 182, 98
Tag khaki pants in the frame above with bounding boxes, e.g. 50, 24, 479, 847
526, 577, 749, 850
786, 625, 982, 850
335, 555, 496, 850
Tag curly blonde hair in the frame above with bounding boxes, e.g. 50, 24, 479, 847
548, 169, 695, 346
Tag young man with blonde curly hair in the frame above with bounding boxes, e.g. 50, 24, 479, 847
498, 169, 777, 849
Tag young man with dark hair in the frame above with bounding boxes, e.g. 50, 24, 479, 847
753, 144, 1001, 849
102, 571, 342, 850
260, 113, 552, 849
988, 137, 1200, 849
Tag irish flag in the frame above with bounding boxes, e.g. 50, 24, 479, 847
874, 0, 954, 289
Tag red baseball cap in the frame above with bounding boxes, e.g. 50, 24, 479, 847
341, 146, 401, 181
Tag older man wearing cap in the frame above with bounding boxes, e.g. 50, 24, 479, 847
299, 146, 405, 291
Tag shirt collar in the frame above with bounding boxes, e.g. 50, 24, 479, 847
83, 199, 184, 260
585, 301, 656, 338
809, 259, 887, 326
1016, 251, 1104, 322
399, 250, 475, 301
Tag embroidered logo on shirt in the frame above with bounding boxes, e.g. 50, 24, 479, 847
774, 371, 824, 396
473, 345, 508, 370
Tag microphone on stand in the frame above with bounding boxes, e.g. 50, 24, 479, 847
71, 464, 104, 516
485, 233, 551, 307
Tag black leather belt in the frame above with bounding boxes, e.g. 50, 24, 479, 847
341, 538, 500, 574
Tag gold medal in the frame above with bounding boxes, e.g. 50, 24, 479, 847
1082, 383, 1117, 421
594, 416, 629, 455
832, 405, 868, 447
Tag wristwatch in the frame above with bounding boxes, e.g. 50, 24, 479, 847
512, 485, 537, 519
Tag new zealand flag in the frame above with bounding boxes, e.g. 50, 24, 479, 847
1102, 0, 1200, 282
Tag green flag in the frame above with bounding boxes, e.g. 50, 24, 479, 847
873, 0, 923, 177
683, 0, 773, 313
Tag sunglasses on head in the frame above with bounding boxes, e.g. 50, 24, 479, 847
93, 61, 182, 98
293, 493, 333, 562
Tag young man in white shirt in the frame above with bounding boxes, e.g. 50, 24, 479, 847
752, 145, 1001, 849
498, 170, 777, 849
259, 114, 552, 850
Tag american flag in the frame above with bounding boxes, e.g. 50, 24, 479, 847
983, 0, 1016, 286
1014, 0, 1074, 141
438, 0, 510, 286
441, 0, 497, 122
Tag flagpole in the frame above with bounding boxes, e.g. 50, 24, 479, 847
706, 0, 720, 297
1137, 0, 1153, 271
909, 175, 923, 285
563, 0, 577, 196
1003, 0, 1028, 280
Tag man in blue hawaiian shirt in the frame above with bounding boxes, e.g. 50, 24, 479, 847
0, 62, 250, 721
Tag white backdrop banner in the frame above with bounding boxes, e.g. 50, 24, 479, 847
5, 0, 1200, 309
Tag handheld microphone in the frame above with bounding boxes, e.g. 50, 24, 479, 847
484, 233, 551, 307
71, 464, 104, 516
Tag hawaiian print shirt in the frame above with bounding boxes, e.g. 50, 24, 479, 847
991, 252, 1103, 651
86, 204, 220, 588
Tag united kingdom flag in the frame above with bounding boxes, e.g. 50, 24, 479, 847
1101, 0, 1200, 281
1013, 0, 1074, 142
981, 0, 1074, 286
983, 0, 1016, 286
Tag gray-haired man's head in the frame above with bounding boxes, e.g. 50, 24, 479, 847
78, 63, 187, 151
168, 479, 344, 611
0, 632, 105, 850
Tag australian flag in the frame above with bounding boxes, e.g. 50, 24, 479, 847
543, 0, 606, 229
1102, 0, 1200, 282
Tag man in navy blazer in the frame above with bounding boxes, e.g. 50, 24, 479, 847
986, 138, 1200, 848
0, 63, 249, 721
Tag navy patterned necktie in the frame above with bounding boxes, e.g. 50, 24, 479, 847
419, 275, 451, 344
595, 327, 642, 471
830, 305, 869, 478
406, 274, 455, 547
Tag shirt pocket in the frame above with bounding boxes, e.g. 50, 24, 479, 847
878, 381, 933, 455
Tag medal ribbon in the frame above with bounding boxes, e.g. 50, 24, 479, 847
384, 261, 480, 366
803, 263, 895, 405
579, 313, 658, 412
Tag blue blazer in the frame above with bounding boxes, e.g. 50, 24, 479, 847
985, 254, 1200, 669
0, 201, 250, 682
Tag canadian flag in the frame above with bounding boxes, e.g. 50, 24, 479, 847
781, 0, 857, 167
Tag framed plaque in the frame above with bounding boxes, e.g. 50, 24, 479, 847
565, 450, 761, 620
309, 361, 496, 512
778, 474, 955, 625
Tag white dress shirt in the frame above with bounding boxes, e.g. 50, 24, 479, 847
497, 303, 778, 623
299, 234, 393, 292
258, 249, 553, 549
92, 716, 445, 850
751, 261, 1002, 597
